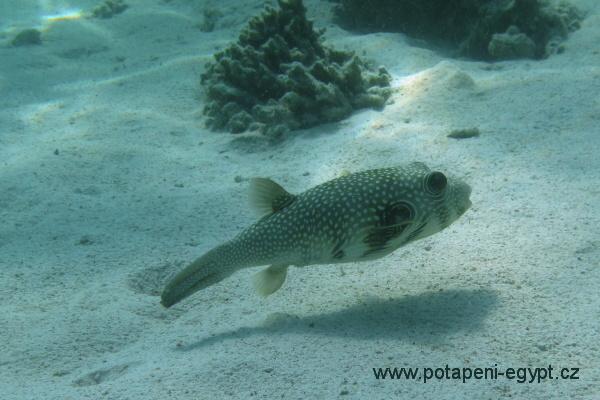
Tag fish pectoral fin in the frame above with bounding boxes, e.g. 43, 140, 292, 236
364, 221, 416, 247
252, 264, 289, 297
358, 221, 417, 259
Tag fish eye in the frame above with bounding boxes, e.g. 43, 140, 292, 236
427, 171, 447, 193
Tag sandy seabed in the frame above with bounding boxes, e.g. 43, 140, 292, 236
1, 0, 599, 399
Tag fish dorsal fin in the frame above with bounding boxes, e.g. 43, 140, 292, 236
340, 169, 351, 177
248, 177, 296, 217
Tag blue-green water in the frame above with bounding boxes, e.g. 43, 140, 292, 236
0, 1, 598, 399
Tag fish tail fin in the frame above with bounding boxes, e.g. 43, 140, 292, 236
160, 245, 240, 308
251, 264, 289, 297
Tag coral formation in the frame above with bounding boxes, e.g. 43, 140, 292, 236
200, 0, 392, 137
333, 0, 582, 61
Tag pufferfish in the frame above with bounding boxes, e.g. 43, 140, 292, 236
161, 163, 471, 308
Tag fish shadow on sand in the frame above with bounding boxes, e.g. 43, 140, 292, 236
178, 289, 499, 350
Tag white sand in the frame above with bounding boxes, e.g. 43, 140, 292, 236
1, 0, 599, 398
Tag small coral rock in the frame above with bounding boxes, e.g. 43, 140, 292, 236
488, 26, 536, 60
91, 0, 128, 19
11, 28, 42, 46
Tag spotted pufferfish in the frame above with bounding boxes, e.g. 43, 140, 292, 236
161, 163, 472, 308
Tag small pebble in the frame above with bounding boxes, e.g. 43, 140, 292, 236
447, 127, 480, 139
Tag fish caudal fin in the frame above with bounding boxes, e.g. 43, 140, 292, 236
252, 264, 288, 297
160, 245, 238, 308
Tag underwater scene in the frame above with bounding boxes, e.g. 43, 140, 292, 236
0, 0, 598, 398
